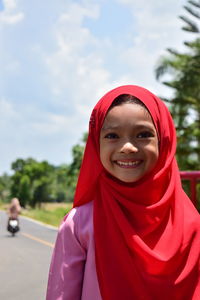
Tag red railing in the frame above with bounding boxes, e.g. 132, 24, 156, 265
180, 171, 200, 207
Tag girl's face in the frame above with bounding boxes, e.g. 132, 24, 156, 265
100, 103, 159, 183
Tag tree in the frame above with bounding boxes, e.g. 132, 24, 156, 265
0, 173, 11, 202
46, 164, 69, 203
11, 158, 55, 207
155, 0, 200, 171
29, 161, 55, 207
65, 133, 87, 201
5, 132, 88, 206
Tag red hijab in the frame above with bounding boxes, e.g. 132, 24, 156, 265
73, 85, 200, 299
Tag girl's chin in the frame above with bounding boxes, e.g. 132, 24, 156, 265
108, 172, 143, 183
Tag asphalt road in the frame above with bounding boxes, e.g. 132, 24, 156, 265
0, 210, 58, 300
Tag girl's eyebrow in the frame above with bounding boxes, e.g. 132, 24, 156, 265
101, 124, 156, 131
101, 125, 120, 131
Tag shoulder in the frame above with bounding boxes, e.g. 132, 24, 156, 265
59, 201, 94, 242
63, 201, 93, 225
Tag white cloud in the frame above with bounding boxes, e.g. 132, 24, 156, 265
111, 0, 190, 97
117, 0, 187, 49
0, 97, 18, 124
45, 1, 112, 111
0, 0, 24, 25
44, 0, 188, 112
31, 112, 82, 137
4, 0, 17, 10
0, 98, 85, 173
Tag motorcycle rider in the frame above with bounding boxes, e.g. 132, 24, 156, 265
7, 198, 21, 236
8, 197, 21, 219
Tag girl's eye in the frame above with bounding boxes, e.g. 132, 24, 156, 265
137, 131, 154, 138
104, 133, 119, 139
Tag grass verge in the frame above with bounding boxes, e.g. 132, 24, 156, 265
1, 202, 73, 228
21, 202, 73, 227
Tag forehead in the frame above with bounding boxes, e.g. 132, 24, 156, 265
102, 103, 154, 129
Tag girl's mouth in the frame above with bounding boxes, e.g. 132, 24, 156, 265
115, 160, 143, 168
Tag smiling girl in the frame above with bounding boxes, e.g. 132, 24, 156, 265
100, 94, 159, 183
46, 85, 200, 300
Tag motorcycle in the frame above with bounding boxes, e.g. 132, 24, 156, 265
7, 218, 20, 236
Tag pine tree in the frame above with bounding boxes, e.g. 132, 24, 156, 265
155, 0, 200, 171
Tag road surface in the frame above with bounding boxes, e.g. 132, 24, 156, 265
0, 210, 58, 300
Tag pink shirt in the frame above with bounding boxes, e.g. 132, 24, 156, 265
46, 201, 102, 300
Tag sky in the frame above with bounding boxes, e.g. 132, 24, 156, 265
0, 0, 193, 175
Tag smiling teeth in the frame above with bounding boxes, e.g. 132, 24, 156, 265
117, 161, 140, 166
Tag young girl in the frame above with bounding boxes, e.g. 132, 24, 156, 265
46, 85, 200, 300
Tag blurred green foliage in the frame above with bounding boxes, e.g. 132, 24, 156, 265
0, 133, 87, 207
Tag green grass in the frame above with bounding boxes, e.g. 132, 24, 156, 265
21, 202, 73, 227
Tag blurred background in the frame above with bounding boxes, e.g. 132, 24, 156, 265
0, 0, 200, 224
0, 1, 200, 298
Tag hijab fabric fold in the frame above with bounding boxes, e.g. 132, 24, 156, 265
73, 85, 200, 299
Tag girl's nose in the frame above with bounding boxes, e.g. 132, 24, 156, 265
120, 142, 138, 154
